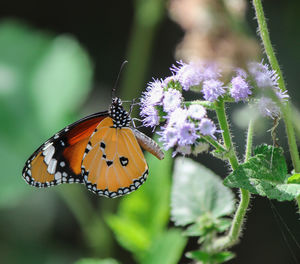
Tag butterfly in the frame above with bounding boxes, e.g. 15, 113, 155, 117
22, 97, 164, 198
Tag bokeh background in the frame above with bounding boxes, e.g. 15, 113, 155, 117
0, 0, 299, 263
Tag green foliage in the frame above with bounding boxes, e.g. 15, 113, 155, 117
106, 150, 186, 263
0, 20, 92, 208
75, 259, 120, 264
224, 144, 300, 201
170, 158, 235, 263
288, 173, 300, 184
142, 229, 187, 264
171, 157, 235, 226
183, 217, 232, 237
186, 250, 235, 263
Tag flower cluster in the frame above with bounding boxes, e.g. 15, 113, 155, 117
140, 60, 288, 156
248, 61, 288, 119
140, 77, 213, 156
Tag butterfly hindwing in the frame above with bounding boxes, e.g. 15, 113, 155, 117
22, 112, 109, 188
81, 117, 148, 198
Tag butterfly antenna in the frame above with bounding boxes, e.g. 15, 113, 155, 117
111, 60, 128, 98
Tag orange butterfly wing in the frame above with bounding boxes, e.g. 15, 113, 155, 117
81, 117, 148, 198
22, 112, 108, 187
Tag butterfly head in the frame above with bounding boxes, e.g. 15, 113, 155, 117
110, 97, 131, 128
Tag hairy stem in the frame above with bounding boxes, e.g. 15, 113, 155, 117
214, 100, 239, 170
245, 119, 254, 162
203, 136, 226, 153
210, 117, 253, 252
253, 0, 300, 173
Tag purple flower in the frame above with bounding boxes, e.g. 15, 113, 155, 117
141, 105, 159, 127
275, 89, 289, 102
178, 122, 199, 146
202, 79, 225, 102
248, 61, 289, 103
199, 118, 217, 137
230, 70, 252, 102
163, 88, 182, 113
188, 104, 206, 120
141, 79, 164, 107
202, 63, 221, 81
168, 108, 188, 127
257, 97, 281, 119
171, 61, 203, 91
159, 126, 179, 150
248, 61, 279, 90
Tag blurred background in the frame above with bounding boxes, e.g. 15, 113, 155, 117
0, 0, 299, 263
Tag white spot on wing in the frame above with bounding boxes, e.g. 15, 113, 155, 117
86, 143, 92, 151
54, 172, 62, 180
47, 159, 57, 174
60, 161, 65, 167
43, 145, 55, 165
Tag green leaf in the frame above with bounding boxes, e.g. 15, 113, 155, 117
30, 35, 93, 134
288, 174, 300, 184
224, 144, 300, 201
106, 148, 173, 261
74, 259, 120, 264
105, 215, 151, 253
186, 250, 211, 262
171, 157, 235, 226
186, 250, 235, 263
142, 229, 187, 264
0, 20, 93, 208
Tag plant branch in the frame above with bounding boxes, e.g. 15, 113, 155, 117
202, 136, 226, 153
214, 99, 239, 170
253, 0, 300, 173
245, 119, 254, 162
210, 117, 253, 252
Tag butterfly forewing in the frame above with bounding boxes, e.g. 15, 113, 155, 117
81, 117, 148, 198
22, 112, 108, 187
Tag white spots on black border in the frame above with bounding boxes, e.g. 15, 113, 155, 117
54, 172, 62, 180
60, 140, 65, 147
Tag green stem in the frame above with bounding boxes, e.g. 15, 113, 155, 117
58, 187, 112, 257
212, 189, 250, 251
211, 118, 253, 252
214, 100, 239, 170
121, 0, 165, 102
203, 136, 226, 153
253, 0, 300, 173
245, 119, 254, 162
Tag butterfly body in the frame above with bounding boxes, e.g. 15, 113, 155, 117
22, 97, 163, 198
